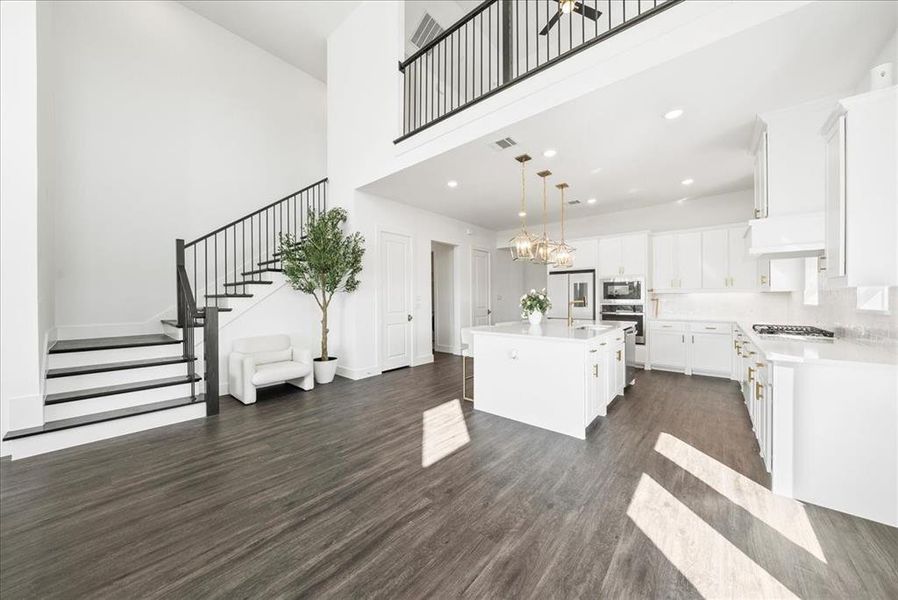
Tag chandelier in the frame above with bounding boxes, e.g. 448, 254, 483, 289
531, 170, 556, 265
552, 182, 575, 268
508, 154, 535, 261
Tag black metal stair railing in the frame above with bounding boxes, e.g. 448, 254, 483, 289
174, 178, 328, 414
397, 0, 683, 142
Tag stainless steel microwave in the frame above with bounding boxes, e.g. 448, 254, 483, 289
601, 278, 644, 303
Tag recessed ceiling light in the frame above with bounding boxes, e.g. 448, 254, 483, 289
447, 180, 458, 188
681, 178, 694, 186
590, 167, 602, 174
543, 149, 557, 158
586, 197, 597, 204
518, 210, 527, 217
676, 197, 689, 205
664, 108, 684, 120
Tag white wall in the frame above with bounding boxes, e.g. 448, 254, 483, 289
37, 0, 56, 385
431, 241, 456, 353
48, 0, 327, 336
1, 0, 44, 441
496, 189, 754, 244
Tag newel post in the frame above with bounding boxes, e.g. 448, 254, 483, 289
175, 239, 186, 327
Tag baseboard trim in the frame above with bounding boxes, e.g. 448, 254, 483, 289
336, 365, 382, 380
434, 344, 461, 355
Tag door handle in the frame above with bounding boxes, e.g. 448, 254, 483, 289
407, 314, 413, 322
487, 309, 492, 315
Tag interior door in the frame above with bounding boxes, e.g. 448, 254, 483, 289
471, 248, 491, 326
380, 232, 413, 371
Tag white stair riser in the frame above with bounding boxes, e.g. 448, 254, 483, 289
7, 404, 206, 460
48, 344, 183, 369
46, 362, 203, 395
45, 382, 204, 420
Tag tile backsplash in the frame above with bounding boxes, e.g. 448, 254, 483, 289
653, 288, 898, 348
653, 292, 791, 323
788, 287, 898, 346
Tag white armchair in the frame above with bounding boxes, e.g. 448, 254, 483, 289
228, 335, 314, 405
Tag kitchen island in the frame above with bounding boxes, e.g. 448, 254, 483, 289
469, 321, 627, 439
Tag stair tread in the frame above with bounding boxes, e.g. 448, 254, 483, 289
160, 319, 203, 329
2, 396, 203, 441
223, 280, 272, 286
47, 356, 196, 378
256, 258, 281, 266
45, 375, 202, 405
197, 307, 233, 313
204, 293, 253, 298
244, 268, 283, 275
50, 334, 180, 354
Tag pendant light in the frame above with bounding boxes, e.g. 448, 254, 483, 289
508, 154, 535, 261
531, 170, 556, 265
552, 183, 575, 268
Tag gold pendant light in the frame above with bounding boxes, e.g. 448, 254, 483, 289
508, 154, 535, 261
553, 182, 575, 268
531, 170, 556, 265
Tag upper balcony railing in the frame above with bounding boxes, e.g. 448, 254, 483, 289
396, 0, 683, 142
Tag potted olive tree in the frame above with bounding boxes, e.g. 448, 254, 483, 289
279, 207, 364, 384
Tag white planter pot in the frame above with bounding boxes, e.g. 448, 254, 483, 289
528, 312, 543, 325
313, 357, 338, 384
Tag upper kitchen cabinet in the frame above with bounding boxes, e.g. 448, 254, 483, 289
566, 238, 599, 271
597, 233, 648, 279
748, 98, 835, 256
700, 226, 757, 290
652, 232, 701, 291
822, 86, 897, 287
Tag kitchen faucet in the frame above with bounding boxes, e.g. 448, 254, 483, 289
568, 298, 586, 327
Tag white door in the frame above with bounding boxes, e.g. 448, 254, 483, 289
652, 234, 676, 290
727, 226, 757, 289
597, 237, 622, 278
701, 229, 728, 289
471, 248, 491, 326
676, 232, 703, 289
380, 232, 413, 371
620, 234, 646, 276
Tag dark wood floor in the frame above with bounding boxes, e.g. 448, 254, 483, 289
2, 353, 897, 598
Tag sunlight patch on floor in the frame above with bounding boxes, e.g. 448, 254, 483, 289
422, 399, 470, 467
627, 473, 799, 599
654, 432, 826, 563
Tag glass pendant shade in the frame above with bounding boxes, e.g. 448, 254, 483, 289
509, 154, 535, 261
552, 182, 575, 268
531, 169, 556, 265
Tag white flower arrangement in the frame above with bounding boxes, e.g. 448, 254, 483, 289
520, 288, 552, 317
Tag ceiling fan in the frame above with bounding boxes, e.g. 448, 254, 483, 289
539, 0, 602, 36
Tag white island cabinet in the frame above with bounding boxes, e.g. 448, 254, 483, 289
470, 322, 627, 439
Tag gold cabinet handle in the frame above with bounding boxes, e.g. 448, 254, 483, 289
754, 208, 760, 218
748, 366, 755, 382
760, 275, 768, 285
589, 349, 597, 353
616, 350, 622, 362
755, 381, 763, 399
593, 364, 599, 378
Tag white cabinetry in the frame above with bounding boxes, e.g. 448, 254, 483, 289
758, 257, 803, 291
652, 232, 701, 291
753, 130, 769, 219
690, 326, 733, 377
701, 227, 757, 290
822, 86, 897, 286
568, 238, 599, 271
597, 233, 647, 278
648, 321, 687, 370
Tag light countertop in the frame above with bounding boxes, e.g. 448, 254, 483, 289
649, 315, 897, 368
468, 320, 627, 343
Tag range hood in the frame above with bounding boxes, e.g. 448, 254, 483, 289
748, 212, 825, 258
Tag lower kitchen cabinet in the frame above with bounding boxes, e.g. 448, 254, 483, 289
691, 331, 732, 376
649, 325, 687, 371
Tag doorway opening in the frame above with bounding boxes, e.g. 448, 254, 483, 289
431, 241, 457, 356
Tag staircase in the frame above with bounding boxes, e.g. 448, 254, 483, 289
2, 179, 327, 459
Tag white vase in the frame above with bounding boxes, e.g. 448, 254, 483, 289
528, 312, 543, 325
313, 357, 338, 384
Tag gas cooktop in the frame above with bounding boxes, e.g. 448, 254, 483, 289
752, 324, 835, 340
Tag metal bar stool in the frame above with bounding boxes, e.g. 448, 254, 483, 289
460, 327, 474, 401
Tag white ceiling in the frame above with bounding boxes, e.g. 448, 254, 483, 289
364, 0, 897, 230
179, 1, 361, 82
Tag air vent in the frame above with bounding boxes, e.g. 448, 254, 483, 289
411, 13, 444, 49
490, 137, 518, 151
567, 199, 581, 205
